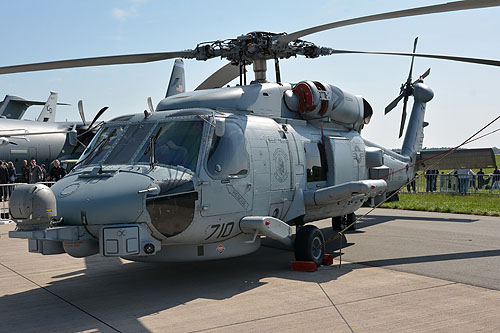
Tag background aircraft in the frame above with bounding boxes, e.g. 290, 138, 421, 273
0, 91, 68, 121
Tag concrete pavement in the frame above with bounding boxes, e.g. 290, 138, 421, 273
1, 210, 500, 332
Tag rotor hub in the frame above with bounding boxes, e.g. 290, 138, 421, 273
193, 31, 329, 65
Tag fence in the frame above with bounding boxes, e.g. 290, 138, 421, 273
0, 182, 55, 221
401, 173, 500, 195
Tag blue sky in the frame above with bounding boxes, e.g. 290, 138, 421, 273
1, 0, 499, 149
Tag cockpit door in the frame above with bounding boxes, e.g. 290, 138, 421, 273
200, 119, 253, 217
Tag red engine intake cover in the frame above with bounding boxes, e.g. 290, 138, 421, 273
295, 82, 316, 113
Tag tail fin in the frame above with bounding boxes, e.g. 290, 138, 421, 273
165, 59, 185, 97
401, 81, 434, 158
0, 95, 30, 119
36, 91, 58, 122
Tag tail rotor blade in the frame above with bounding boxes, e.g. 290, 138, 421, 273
385, 93, 404, 114
421, 67, 431, 79
77, 100, 86, 125
399, 95, 409, 138
407, 37, 418, 82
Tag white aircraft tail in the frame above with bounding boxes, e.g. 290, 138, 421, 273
36, 91, 58, 122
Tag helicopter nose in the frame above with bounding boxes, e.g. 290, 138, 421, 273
51, 170, 153, 226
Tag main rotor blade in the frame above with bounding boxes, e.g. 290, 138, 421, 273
195, 63, 241, 90
385, 92, 404, 114
328, 49, 500, 67
0, 51, 196, 75
278, 0, 500, 44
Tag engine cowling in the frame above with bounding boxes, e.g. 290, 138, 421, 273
284, 80, 373, 128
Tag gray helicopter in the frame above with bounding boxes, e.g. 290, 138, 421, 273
4, 1, 500, 265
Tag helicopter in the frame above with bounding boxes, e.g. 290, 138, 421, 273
4, 1, 500, 266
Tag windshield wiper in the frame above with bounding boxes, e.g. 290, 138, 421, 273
72, 129, 116, 170
144, 127, 162, 169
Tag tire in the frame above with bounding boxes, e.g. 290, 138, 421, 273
332, 215, 346, 230
294, 225, 325, 266
332, 213, 356, 231
346, 212, 356, 231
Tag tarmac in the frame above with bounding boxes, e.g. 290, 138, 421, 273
1, 209, 500, 332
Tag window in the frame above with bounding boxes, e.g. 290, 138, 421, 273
305, 142, 327, 182
81, 125, 124, 166
104, 123, 155, 164
136, 120, 203, 172
206, 120, 248, 178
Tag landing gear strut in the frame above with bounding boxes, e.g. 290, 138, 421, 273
332, 212, 356, 231
294, 225, 325, 266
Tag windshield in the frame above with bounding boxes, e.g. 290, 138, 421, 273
76, 120, 204, 172
136, 121, 203, 171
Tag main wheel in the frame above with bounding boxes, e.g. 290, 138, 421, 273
294, 225, 325, 266
332, 215, 347, 230
332, 213, 357, 231
346, 212, 356, 231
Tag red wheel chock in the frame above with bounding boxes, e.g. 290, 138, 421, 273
291, 254, 334, 271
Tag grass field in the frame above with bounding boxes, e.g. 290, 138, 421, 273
381, 193, 500, 216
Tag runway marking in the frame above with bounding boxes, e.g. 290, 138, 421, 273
0, 261, 122, 333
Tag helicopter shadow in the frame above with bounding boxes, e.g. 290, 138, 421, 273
1, 231, 355, 333
355, 213, 479, 229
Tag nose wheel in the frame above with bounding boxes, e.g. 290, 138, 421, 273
294, 225, 325, 266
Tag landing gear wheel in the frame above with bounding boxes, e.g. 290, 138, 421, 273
294, 225, 325, 266
332, 215, 347, 230
332, 213, 357, 231
346, 212, 357, 231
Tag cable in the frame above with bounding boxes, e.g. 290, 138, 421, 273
329, 114, 500, 268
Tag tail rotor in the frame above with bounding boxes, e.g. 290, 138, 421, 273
385, 37, 430, 138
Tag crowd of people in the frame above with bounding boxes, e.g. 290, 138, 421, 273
0, 159, 66, 201
406, 166, 500, 195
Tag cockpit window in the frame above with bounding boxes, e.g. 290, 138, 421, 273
76, 119, 204, 171
206, 120, 248, 178
104, 123, 155, 164
82, 125, 123, 166
136, 120, 203, 172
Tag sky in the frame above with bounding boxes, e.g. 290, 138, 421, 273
1, 0, 499, 149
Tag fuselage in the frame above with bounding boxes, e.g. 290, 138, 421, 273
0, 119, 80, 176
9, 81, 429, 262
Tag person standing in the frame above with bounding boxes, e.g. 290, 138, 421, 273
491, 166, 500, 192
29, 159, 44, 184
7, 161, 16, 197
425, 170, 433, 192
22, 160, 30, 183
457, 167, 472, 195
48, 160, 66, 182
40, 164, 47, 182
0, 161, 9, 201
477, 168, 485, 189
